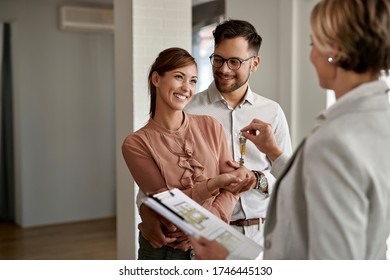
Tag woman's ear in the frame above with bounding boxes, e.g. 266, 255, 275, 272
328, 42, 341, 60
151, 71, 160, 87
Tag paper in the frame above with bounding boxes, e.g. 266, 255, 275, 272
142, 188, 262, 259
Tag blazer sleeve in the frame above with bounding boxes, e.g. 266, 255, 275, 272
304, 136, 369, 259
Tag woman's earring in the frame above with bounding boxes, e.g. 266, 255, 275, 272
327, 57, 333, 63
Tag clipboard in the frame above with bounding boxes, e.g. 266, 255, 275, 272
142, 188, 262, 259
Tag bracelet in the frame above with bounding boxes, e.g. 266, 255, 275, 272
252, 170, 260, 189
252, 170, 269, 194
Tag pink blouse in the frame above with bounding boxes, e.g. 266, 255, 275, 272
122, 113, 238, 222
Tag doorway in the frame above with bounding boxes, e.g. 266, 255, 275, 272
0, 22, 15, 223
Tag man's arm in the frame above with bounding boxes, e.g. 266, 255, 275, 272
138, 204, 178, 248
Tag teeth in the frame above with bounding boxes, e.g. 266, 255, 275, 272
174, 94, 186, 100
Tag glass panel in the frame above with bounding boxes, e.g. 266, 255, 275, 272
192, 23, 217, 92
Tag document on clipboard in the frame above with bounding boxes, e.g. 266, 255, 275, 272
142, 188, 262, 259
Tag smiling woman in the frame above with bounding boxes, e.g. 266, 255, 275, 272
121, 47, 255, 260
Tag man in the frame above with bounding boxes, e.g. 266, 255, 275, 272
185, 19, 292, 254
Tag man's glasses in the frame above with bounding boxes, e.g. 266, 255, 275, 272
209, 54, 255, 70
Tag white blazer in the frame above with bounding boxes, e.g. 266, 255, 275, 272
264, 80, 390, 259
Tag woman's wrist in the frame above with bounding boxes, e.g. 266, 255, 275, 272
206, 178, 219, 194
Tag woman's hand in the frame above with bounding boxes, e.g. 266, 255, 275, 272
225, 161, 257, 192
206, 173, 254, 195
190, 236, 229, 260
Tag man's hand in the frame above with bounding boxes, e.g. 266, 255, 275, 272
241, 119, 283, 161
166, 230, 192, 251
138, 204, 177, 248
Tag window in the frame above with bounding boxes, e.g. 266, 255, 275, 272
192, 23, 218, 92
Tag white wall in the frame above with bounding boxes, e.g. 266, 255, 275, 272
114, 0, 135, 261
226, 0, 325, 146
114, 0, 192, 260
0, 0, 116, 227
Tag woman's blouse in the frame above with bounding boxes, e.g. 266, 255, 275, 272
122, 113, 238, 222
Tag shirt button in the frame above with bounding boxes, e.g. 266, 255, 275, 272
264, 240, 271, 249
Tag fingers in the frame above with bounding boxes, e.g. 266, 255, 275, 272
189, 236, 229, 260
165, 230, 191, 250
241, 119, 272, 138
226, 174, 256, 194
143, 230, 177, 248
147, 234, 177, 248
240, 118, 265, 132
240, 130, 257, 142
173, 240, 191, 251
240, 175, 256, 192
160, 217, 177, 232
139, 205, 178, 248
189, 236, 208, 260
140, 228, 174, 248
149, 239, 164, 248
226, 165, 252, 180
165, 230, 187, 239
226, 160, 241, 169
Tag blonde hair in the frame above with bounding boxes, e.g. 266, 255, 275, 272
311, 0, 390, 75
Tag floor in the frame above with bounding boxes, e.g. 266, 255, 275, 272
0, 217, 116, 260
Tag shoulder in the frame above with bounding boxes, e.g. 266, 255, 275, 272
122, 125, 150, 150
187, 113, 223, 131
252, 92, 283, 111
304, 118, 362, 168
187, 113, 222, 126
187, 89, 210, 109
249, 92, 288, 126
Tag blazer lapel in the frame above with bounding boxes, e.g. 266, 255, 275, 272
264, 137, 307, 234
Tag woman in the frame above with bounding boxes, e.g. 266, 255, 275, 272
191, 0, 390, 259
122, 47, 253, 260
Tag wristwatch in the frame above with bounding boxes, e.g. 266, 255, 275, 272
252, 170, 269, 193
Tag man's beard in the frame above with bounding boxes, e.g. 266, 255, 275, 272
214, 71, 250, 94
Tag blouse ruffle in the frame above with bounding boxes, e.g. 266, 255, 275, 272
161, 133, 208, 188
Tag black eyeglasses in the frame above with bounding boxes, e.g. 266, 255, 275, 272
209, 54, 255, 70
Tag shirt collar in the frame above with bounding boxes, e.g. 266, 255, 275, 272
147, 111, 190, 135
207, 81, 255, 107
313, 80, 389, 131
